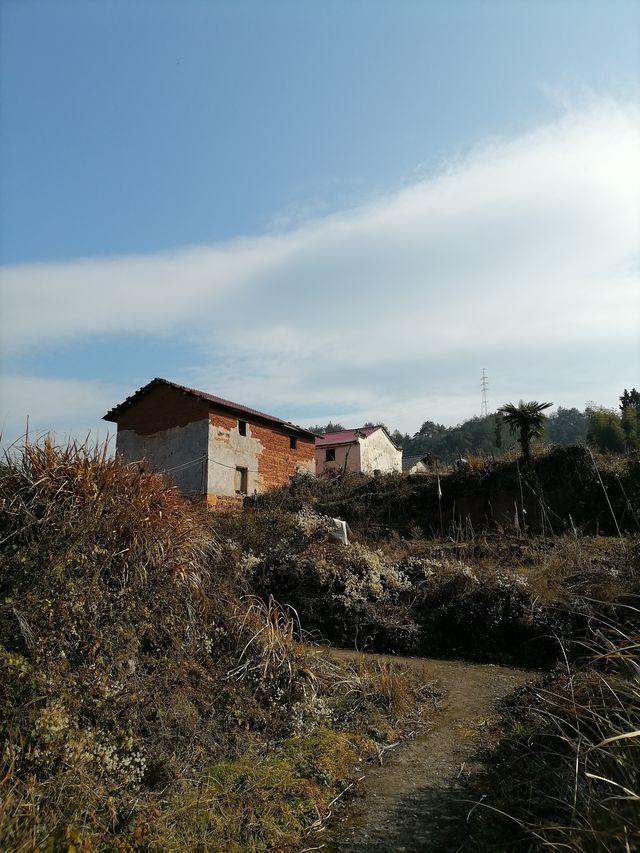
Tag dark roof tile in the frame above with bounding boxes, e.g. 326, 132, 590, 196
103, 378, 318, 437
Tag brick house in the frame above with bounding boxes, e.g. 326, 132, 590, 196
315, 426, 402, 476
103, 378, 316, 508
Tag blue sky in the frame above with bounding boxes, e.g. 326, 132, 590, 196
1, 0, 639, 443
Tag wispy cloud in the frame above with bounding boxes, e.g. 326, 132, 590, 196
0, 374, 118, 446
1, 98, 638, 440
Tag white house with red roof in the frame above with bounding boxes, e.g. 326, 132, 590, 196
315, 426, 402, 476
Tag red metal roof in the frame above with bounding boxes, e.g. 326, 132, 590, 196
315, 426, 383, 447
103, 378, 318, 437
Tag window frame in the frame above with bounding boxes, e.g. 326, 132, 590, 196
289, 436, 297, 450
238, 419, 247, 436
235, 466, 248, 494
325, 448, 336, 462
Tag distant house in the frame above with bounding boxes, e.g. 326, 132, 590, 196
402, 453, 437, 474
315, 426, 402, 476
103, 378, 316, 508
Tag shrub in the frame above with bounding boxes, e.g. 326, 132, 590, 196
472, 609, 640, 850
0, 438, 437, 850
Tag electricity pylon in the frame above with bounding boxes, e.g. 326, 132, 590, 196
481, 368, 489, 417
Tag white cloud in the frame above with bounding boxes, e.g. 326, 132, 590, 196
0, 375, 118, 446
1, 98, 638, 437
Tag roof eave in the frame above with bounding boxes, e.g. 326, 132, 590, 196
102, 377, 318, 437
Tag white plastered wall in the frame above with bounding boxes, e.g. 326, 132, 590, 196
207, 419, 263, 497
359, 429, 402, 474
116, 419, 209, 495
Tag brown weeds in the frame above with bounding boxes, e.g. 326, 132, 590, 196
0, 437, 435, 850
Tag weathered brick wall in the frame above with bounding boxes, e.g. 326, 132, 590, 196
115, 389, 315, 499
251, 423, 315, 490
205, 493, 244, 512
117, 384, 209, 435
209, 411, 237, 432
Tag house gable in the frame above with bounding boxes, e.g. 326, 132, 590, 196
103, 379, 316, 501
359, 427, 402, 474
111, 382, 210, 435
104, 378, 316, 438
314, 425, 401, 475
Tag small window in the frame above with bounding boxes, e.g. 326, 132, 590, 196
326, 448, 336, 462
235, 466, 248, 494
238, 419, 247, 436
289, 436, 297, 450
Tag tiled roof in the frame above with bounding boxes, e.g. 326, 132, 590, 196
315, 426, 383, 447
103, 378, 318, 437
402, 454, 429, 470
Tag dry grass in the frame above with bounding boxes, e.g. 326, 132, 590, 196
0, 437, 440, 851
471, 607, 640, 851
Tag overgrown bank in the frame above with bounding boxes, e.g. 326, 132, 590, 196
0, 440, 438, 851
232, 504, 636, 668
255, 445, 640, 538
2, 439, 637, 851
465, 611, 640, 851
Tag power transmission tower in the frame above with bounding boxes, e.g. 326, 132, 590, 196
480, 368, 489, 417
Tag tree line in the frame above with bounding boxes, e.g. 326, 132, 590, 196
309, 388, 639, 461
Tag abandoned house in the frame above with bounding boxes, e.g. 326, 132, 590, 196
315, 426, 402, 476
103, 378, 316, 508
402, 453, 438, 474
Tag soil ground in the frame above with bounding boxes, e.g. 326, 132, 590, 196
310, 650, 536, 852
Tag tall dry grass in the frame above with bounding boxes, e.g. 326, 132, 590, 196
473, 606, 640, 851
0, 436, 437, 850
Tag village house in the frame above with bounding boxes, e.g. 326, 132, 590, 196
103, 378, 316, 508
315, 426, 402, 475
402, 453, 438, 474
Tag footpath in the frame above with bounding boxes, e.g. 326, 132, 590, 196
315, 650, 534, 852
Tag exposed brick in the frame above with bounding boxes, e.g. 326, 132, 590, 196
205, 493, 244, 512
118, 384, 209, 435
209, 412, 237, 431
116, 390, 315, 498
251, 422, 314, 490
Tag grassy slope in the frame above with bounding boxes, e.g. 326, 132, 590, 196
2, 439, 636, 851
218, 477, 639, 850
238, 503, 636, 667
466, 612, 640, 851
0, 440, 438, 852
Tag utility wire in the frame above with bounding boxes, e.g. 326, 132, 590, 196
131, 452, 263, 476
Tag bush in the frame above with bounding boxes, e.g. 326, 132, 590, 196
471, 609, 640, 850
0, 438, 436, 850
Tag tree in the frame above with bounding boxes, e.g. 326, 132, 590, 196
390, 429, 411, 449
586, 406, 626, 453
307, 422, 346, 435
620, 388, 640, 411
619, 388, 640, 451
498, 400, 553, 465
546, 406, 588, 445
494, 412, 503, 449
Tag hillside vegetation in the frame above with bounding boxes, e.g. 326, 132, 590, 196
0, 439, 437, 851
220, 447, 639, 850
465, 610, 640, 851
1, 437, 637, 851
311, 389, 640, 461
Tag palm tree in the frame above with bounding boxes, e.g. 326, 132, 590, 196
498, 400, 553, 465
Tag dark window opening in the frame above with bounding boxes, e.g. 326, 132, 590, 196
238, 420, 247, 436
326, 448, 336, 462
289, 436, 297, 450
235, 466, 248, 494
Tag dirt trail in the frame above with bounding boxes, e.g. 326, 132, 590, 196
314, 650, 535, 852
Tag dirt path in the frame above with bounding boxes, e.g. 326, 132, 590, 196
314, 651, 535, 852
